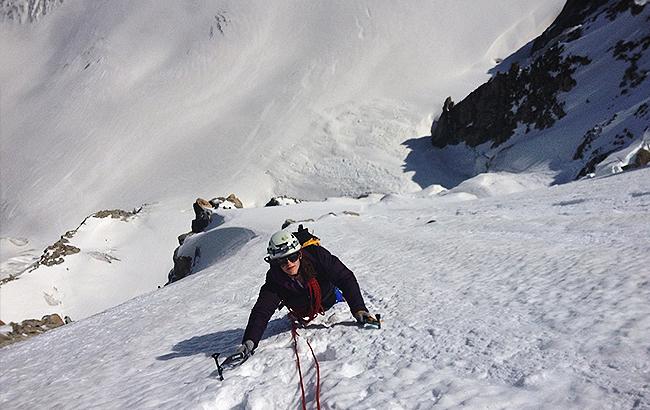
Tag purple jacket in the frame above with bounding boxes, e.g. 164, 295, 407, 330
242, 246, 367, 347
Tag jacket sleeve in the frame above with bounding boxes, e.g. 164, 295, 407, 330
315, 247, 368, 314
242, 274, 281, 348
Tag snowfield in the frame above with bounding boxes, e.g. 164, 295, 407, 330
0, 0, 563, 255
1, 168, 648, 409
1, 1, 649, 408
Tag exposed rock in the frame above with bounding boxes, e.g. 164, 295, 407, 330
167, 251, 193, 284
623, 145, 650, 171
429, 0, 646, 182
266, 196, 302, 207
575, 125, 638, 179
431, 46, 591, 148
532, 0, 645, 54
38, 237, 81, 267
209, 194, 243, 209
192, 198, 214, 233
0, 314, 67, 348
635, 146, 650, 167
531, 0, 609, 53
612, 35, 650, 95
94, 208, 141, 221
28, 206, 142, 270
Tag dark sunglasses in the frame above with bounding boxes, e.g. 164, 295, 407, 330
271, 252, 300, 266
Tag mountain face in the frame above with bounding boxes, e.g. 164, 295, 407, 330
0, 0, 563, 267
1, 0, 64, 23
430, 0, 649, 182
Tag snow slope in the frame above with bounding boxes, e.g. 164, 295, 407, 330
0, 0, 563, 251
1, 168, 648, 409
0, 0, 566, 322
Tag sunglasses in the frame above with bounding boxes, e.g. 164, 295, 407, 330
271, 252, 300, 266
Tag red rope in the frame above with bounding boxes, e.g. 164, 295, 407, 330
287, 277, 324, 324
304, 335, 321, 410
291, 326, 308, 410
306, 277, 324, 320
291, 324, 321, 410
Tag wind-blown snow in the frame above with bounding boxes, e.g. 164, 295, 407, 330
1, 168, 648, 409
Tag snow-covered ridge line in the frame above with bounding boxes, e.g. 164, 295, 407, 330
1, 207, 143, 286
0, 203, 185, 324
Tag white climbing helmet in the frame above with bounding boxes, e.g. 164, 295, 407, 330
265, 230, 301, 262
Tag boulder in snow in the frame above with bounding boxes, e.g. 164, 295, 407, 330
0, 314, 66, 348
209, 194, 243, 209
265, 196, 302, 207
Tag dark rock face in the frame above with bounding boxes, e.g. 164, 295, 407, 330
533, 0, 646, 54
431, 46, 590, 149
167, 248, 194, 284
622, 146, 650, 171
531, 0, 609, 53
265, 196, 302, 206
430, 0, 648, 181
613, 35, 650, 95
192, 198, 214, 233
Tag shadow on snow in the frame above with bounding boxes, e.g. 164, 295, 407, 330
156, 317, 292, 361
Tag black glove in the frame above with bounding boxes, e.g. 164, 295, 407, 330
354, 310, 376, 324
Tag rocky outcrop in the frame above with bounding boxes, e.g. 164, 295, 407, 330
210, 194, 243, 209
0, 314, 67, 348
431, 46, 591, 149
38, 232, 81, 267
430, 0, 648, 181
613, 34, 650, 95
623, 145, 650, 171
168, 194, 244, 284
265, 196, 302, 207
189, 195, 242, 234
94, 208, 141, 221
192, 198, 215, 233
29, 207, 142, 270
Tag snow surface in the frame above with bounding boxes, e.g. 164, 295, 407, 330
0, 0, 564, 254
0, 0, 566, 322
2, 2, 649, 408
0, 202, 189, 322
1, 168, 649, 409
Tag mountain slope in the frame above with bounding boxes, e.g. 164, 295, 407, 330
0, 1, 563, 247
0, 168, 648, 409
430, 0, 650, 182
